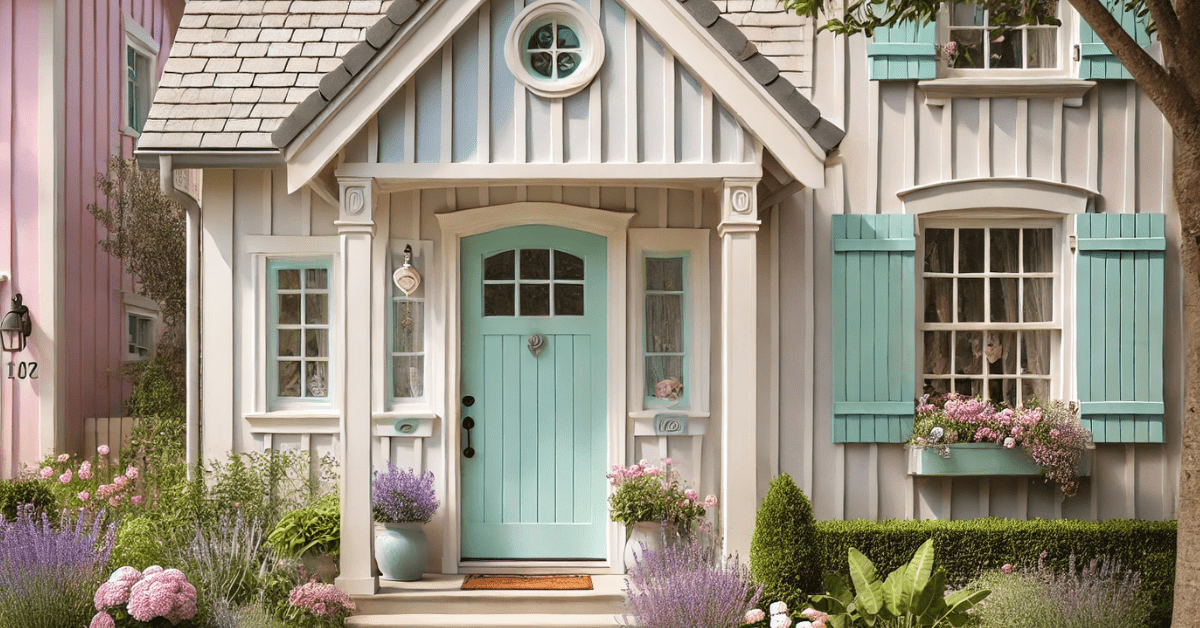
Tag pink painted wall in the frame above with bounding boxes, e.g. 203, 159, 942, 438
0, 0, 183, 477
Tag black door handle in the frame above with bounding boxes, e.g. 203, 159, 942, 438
462, 416, 475, 458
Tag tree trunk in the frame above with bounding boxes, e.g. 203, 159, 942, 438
1173, 137, 1200, 628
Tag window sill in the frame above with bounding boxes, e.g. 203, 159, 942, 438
918, 78, 1096, 107
245, 412, 339, 434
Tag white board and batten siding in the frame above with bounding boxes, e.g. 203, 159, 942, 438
337, 0, 758, 176
766, 31, 1181, 522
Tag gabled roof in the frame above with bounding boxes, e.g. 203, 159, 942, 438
139, 0, 843, 167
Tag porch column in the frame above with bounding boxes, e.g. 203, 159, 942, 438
334, 178, 379, 595
718, 178, 760, 561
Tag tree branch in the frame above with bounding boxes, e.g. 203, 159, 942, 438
1067, 0, 1200, 146
1142, 0, 1181, 61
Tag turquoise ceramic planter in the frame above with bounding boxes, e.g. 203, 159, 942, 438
908, 443, 1093, 477
375, 522, 428, 581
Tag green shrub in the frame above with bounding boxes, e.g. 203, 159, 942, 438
750, 474, 822, 615
0, 479, 56, 522
267, 494, 340, 559
818, 519, 1176, 628
109, 516, 164, 570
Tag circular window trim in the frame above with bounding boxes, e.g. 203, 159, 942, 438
505, 0, 606, 99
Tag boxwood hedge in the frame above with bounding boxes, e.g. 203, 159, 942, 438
817, 518, 1176, 628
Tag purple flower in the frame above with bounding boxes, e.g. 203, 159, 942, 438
623, 537, 762, 628
372, 464, 440, 524
0, 509, 114, 606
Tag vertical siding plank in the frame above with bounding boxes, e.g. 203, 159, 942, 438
624, 15, 637, 162
1104, 216, 1122, 403
502, 335, 521, 523
1077, 215, 1093, 403
520, 336, 538, 522
1134, 215, 1150, 401
537, 336, 556, 522
477, 4, 490, 164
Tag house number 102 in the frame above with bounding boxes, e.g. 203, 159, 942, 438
7, 361, 38, 380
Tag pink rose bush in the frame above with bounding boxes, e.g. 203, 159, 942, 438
607, 458, 712, 533
91, 565, 197, 627
910, 394, 1092, 495
31, 444, 150, 514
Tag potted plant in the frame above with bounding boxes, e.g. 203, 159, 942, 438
908, 394, 1092, 495
606, 458, 715, 571
266, 494, 340, 583
372, 464, 439, 581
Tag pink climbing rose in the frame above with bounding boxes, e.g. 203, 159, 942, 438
39, 466, 53, 479
78, 491, 90, 503
57, 453, 70, 463
97, 445, 110, 456
78, 460, 93, 479
59, 470, 73, 484
125, 465, 139, 479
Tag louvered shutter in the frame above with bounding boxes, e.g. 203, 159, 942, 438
1076, 213, 1165, 442
1078, 0, 1153, 79
868, 21, 938, 80
831, 215, 916, 443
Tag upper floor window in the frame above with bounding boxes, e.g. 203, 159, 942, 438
124, 16, 158, 135
269, 259, 332, 408
921, 224, 1058, 407
505, 0, 605, 99
942, 0, 1062, 73
123, 291, 159, 363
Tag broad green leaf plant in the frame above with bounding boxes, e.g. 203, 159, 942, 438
810, 539, 989, 628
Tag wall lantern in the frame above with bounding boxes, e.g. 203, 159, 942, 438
393, 245, 422, 296
0, 294, 31, 353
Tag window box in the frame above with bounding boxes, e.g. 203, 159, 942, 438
907, 442, 1092, 477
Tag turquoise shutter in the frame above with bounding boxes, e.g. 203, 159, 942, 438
1076, 214, 1165, 443
1079, 0, 1152, 79
831, 215, 916, 443
868, 21, 937, 80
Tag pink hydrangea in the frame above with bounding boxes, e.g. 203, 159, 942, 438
59, 469, 73, 484
57, 453, 70, 463
78, 491, 90, 502
114, 475, 129, 487
704, 494, 718, 509
127, 568, 197, 624
125, 465, 139, 479
132, 495, 144, 506
109, 496, 121, 508
745, 608, 767, 623
39, 466, 53, 479
78, 461, 93, 479
288, 581, 357, 620
97, 445, 110, 456
94, 567, 142, 610
88, 612, 115, 628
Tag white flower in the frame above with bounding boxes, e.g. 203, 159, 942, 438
769, 601, 788, 615
929, 426, 944, 442
770, 614, 792, 628
1004, 437, 1016, 449
797, 622, 815, 628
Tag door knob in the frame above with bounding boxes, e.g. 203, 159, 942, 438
462, 395, 475, 407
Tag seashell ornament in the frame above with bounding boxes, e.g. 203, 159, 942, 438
393, 244, 422, 296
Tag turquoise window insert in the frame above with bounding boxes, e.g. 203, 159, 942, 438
644, 253, 688, 409
267, 259, 333, 407
523, 18, 583, 80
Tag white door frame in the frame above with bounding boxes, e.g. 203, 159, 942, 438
436, 202, 632, 573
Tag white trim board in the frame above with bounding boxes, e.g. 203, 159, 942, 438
435, 202, 632, 574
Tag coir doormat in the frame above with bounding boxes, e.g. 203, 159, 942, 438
460, 574, 593, 590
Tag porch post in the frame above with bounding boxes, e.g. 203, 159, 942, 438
334, 178, 379, 595
718, 178, 760, 561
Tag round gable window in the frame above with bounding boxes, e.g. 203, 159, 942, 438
505, 0, 605, 99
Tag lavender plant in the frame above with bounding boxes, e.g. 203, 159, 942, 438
166, 508, 270, 626
0, 508, 115, 628
372, 464, 439, 524
623, 535, 762, 628
969, 554, 1151, 628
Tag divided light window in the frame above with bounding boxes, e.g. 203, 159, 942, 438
127, 313, 154, 361
921, 226, 1057, 407
123, 18, 157, 136
945, 0, 1060, 70
644, 254, 687, 408
270, 260, 332, 405
392, 247, 426, 401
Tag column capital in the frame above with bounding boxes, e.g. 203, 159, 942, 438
718, 178, 760, 238
336, 177, 379, 235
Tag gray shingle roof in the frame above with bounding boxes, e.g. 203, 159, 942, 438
139, 0, 843, 155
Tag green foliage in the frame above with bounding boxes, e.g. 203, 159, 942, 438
109, 517, 164, 570
968, 556, 1152, 628
781, 0, 1121, 36
267, 494, 341, 559
811, 539, 987, 628
750, 474, 822, 614
818, 518, 1176, 628
0, 479, 57, 522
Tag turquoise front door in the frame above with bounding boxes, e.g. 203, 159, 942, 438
460, 225, 608, 560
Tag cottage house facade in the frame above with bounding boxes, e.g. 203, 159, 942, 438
136, 0, 1182, 595
0, 0, 186, 478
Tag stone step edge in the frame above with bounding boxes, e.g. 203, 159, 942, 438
347, 613, 627, 627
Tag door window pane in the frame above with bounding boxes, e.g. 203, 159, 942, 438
520, 249, 551, 280
554, 284, 584, 316
519, 284, 551, 316
484, 251, 515, 280
554, 251, 584, 280
484, 284, 516, 317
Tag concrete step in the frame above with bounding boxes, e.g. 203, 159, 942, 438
351, 574, 628, 617
347, 613, 625, 628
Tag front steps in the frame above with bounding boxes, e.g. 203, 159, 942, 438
348, 574, 628, 628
